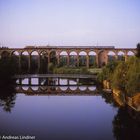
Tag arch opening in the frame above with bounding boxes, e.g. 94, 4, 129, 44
108, 51, 116, 62
69, 51, 77, 67
59, 51, 68, 66
89, 51, 97, 67
118, 51, 125, 61
79, 51, 87, 66
40, 51, 48, 74
31, 51, 39, 73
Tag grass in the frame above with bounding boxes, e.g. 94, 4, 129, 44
53, 66, 102, 74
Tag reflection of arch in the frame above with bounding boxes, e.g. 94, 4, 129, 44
79, 86, 87, 91
69, 80, 77, 85
60, 86, 68, 91
22, 86, 29, 91
31, 86, 39, 91
88, 86, 96, 91
69, 86, 78, 91
31, 78, 39, 85
59, 79, 68, 85
22, 78, 29, 84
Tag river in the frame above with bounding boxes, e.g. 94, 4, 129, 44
0, 76, 140, 140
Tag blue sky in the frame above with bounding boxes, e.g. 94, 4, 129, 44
0, 0, 140, 48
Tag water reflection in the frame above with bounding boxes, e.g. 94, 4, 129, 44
101, 91, 140, 139
15, 77, 98, 95
1, 77, 140, 139
113, 106, 140, 140
0, 84, 16, 112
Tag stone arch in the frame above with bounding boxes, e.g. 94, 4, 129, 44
118, 51, 125, 56
11, 51, 20, 56
21, 51, 29, 73
107, 51, 116, 56
69, 51, 77, 56
60, 51, 68, 56
118, 51, 125, 61
79, 51, 87, 56
79, 51, 87, 66
22, 51, 29, 55
88, 51, 97, 67
69, 51, 77, 66
1, 51, 10, 58
11, 51, 20, 70
107, 51, 116, 62
40, 51, 48, 74
30, 51, 39, 73
31, 51, 39, 55
88, 51, 97, 56
127, 51, 134, 56
59, 51, 68, 66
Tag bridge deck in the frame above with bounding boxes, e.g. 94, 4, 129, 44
14, 74, 97, 79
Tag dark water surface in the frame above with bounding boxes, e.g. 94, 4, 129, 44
0, 77, 140, 140
0, 94, 116, 140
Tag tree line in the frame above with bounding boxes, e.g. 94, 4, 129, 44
98, 43, 140, 96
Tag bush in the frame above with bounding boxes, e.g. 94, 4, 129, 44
0, 57, 18, 86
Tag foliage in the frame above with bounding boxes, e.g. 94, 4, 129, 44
111, 61, 128, 90
97, 61, 119, 82
125, 57, 140, 96
136, 43, 140, 58
0, 57, 18, 85
98, 56, 140, 96
48, 62, 55, 73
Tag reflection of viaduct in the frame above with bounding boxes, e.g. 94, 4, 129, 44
15, 77, 99, 95
0, 46, 136, 70
16, 85, 99, 95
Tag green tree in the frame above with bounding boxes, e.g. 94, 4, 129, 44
136, 43, 140, 58
111, 62, 128, 90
